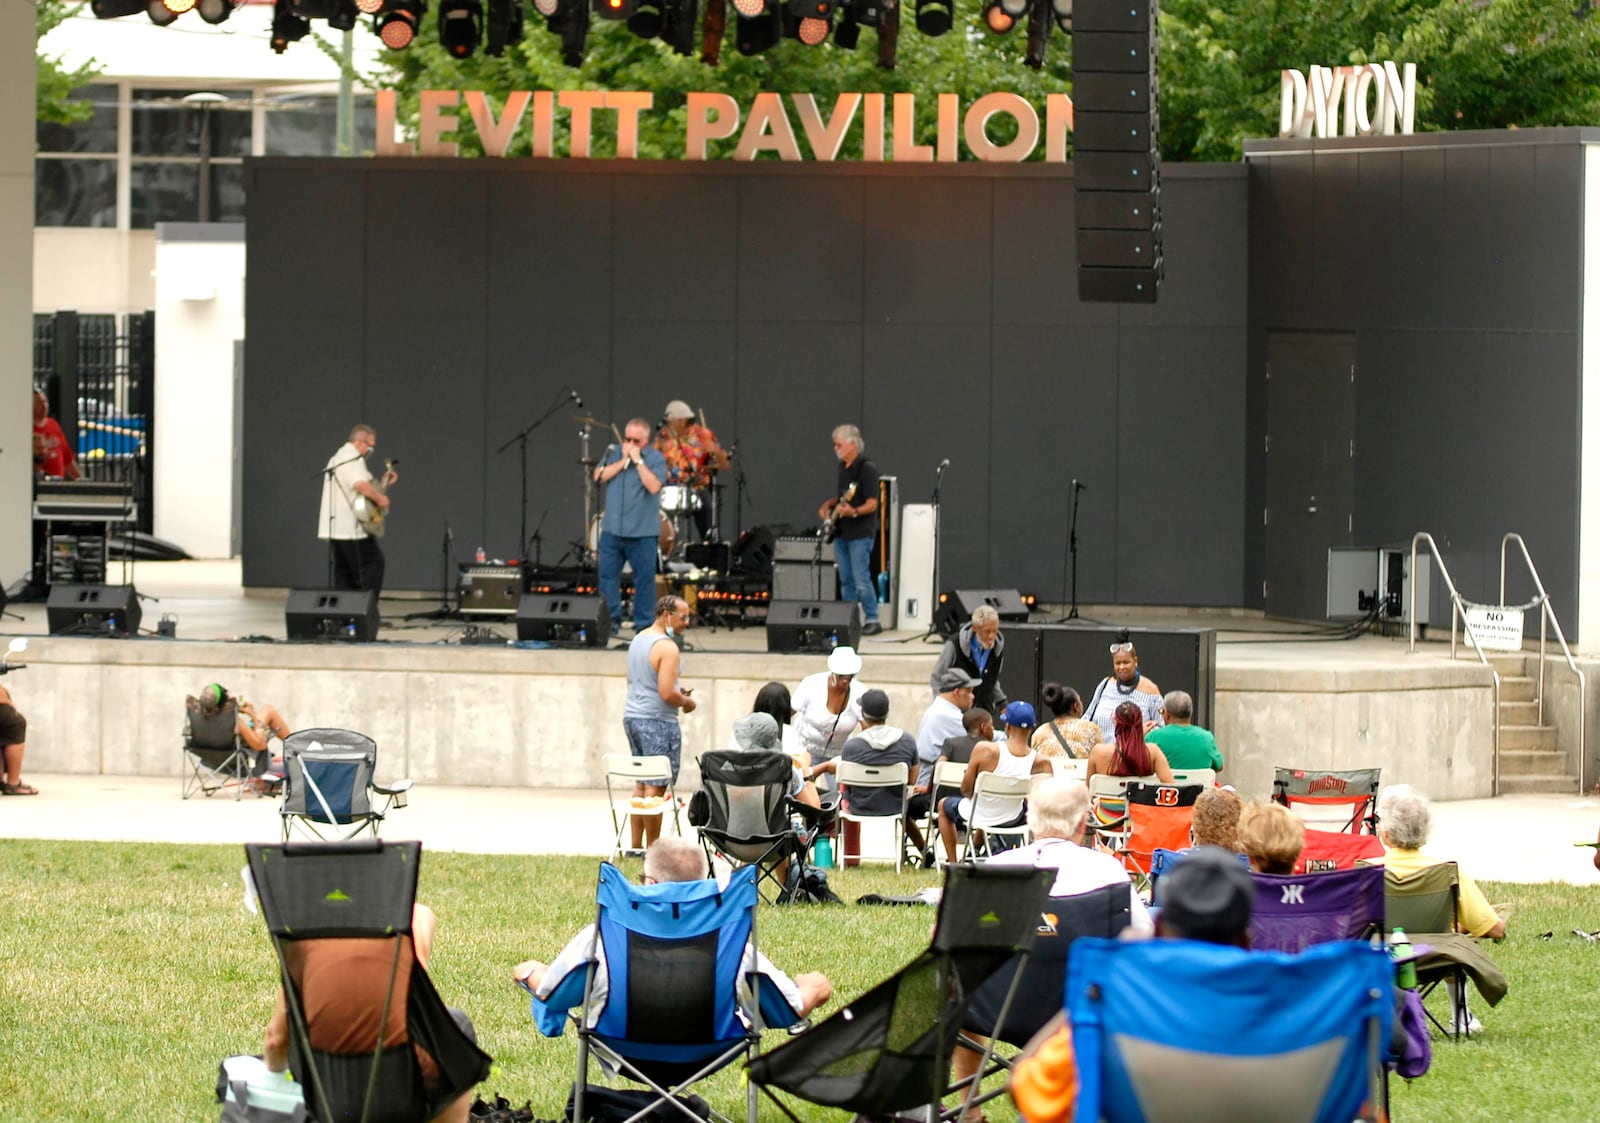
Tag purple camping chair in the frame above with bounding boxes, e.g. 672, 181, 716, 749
1250, 865, 1387, 954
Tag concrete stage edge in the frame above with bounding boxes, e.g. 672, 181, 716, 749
0, 564, 1552, 802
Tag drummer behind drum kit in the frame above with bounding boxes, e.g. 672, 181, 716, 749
574, 414, 711, 567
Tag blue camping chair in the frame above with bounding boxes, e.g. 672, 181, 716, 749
530, 863, 789, 1123
1064, 938, 1393, 1123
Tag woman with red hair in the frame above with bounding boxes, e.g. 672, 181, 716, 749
1086, 700, 1174, 782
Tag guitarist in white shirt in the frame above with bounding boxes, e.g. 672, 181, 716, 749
817, 424, 883, 636
317, 424, 398, 597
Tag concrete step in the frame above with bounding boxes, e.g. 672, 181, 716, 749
1500, 723, 1559, 751
1498, 675, 1537, 703
1497, 699, 1542, 725
1488, 652, 1530, 677
1498, 748, 1569, 776
1499, 773, 1580, 795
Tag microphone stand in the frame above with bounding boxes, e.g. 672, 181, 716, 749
497, 389, 571, 577
1054, 480, 1101, 625
317, 452, 364, 590
406, 521, 460, 620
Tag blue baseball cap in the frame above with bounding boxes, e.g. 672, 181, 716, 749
1001, 701, 1037, 728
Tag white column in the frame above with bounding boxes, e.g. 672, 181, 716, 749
0, 0, 36, 589
1580, 143, 1600, 648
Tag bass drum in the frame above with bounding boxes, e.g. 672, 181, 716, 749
587, 512, 677, 559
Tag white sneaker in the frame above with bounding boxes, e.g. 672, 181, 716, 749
1453, 1011, 1484, 1035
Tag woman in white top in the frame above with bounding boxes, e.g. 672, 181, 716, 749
790, 647, 868, 793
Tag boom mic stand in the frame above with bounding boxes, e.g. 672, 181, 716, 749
496, 388, 574, 578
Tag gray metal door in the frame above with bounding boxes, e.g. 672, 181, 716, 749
1265, 332, 1356, 620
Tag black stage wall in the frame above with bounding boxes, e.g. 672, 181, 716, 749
241, 159, 1249, 600
1244, 129, 1586, 629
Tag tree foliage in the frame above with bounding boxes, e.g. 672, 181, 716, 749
372, 0, 1600, 161
37, 0, 102, 127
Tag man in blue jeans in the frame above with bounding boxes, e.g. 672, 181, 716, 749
817, 423, 882, 635
595, 417, 668, 632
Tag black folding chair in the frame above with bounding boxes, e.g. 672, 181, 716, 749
747, 863, 1053, 1123
244, 839, 492, 1123
183, 696, 256, 800
696, 750, 828, 902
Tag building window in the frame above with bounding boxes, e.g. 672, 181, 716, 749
129, 88, 252, 228
264, 93, 378, 157
35, 83, 118, 228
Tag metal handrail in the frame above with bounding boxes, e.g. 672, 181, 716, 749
1500, 533, 1588, 794
1410, 532, 1502, 795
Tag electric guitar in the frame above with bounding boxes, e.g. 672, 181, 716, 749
352, 459, 397, 538
821, 483, 857, 545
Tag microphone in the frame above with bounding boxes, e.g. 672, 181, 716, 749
1073, 478, 1086, 491
388, 458, 400, 466
569, 389, 585, 409
937, 458, 950, 472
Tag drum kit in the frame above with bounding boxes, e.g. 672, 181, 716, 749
573, 413, 714, 567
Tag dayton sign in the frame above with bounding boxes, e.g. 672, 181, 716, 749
1279, 61, 1417, 138
375, 89, 1078, 162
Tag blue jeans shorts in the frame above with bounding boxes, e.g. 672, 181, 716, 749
623, 717, 681, 786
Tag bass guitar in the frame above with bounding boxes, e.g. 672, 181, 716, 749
821, 482, 857, 545
352, 459, 397, 538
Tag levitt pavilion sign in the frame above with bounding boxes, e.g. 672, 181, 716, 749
373, 89, 1079, 162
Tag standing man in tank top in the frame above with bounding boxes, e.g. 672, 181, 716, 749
622, 596, 697, 853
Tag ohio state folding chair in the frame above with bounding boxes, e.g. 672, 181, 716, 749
1272, 766, 1382, 834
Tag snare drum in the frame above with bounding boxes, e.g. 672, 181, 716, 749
660, 485, 703, 514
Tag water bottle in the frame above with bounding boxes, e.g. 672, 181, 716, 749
475, 545, 486, 564
876, 570, 890, 603
1389, 927, 1417, 989
814, 836, 835, 869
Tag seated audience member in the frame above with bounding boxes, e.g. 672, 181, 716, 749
512, 838, 832, 1027
1031, 683, 1101, 759
1373, 785, 1505, 941
192, 683, 292, 781
818, 689, 924, 857
1010, 846, 1254, 1123
942, 707, 993, 769
1144, 690, 1224, 773
0, 680, 36, 796
728, 712, 821, 810
951, 775, 1155, 1112
1237, 800, 1305, 874
731, 681, 807, 760
1188, 786, 1243, 852
906, 669, 980, 859
264, 902, 479, 1123
1085, 701, 1174, 783
938, 702, 1052, 863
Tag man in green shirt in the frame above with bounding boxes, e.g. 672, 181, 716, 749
1145, 690, 1223, 773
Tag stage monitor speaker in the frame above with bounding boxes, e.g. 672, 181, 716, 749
766, 600, 862, 655
285, 589, 379, 642
1072, 0, 1161, 304
517, 594, 610, 646
1008, 624, 1216, 730
47, 583, 140, 636
934, 588, 1031, 636
733, 526, 776, 575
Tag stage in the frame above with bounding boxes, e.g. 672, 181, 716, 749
0, 559, 1551, 803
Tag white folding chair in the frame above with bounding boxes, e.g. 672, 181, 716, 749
835, 760, 910, 872
1169, 767, 1216, 789
925, 759, 970, 866
603, 753, 682, 860
961, 771, 1033, 860
1050, 756, 1090, 781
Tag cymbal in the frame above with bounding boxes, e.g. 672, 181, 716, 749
572, 413, 608, 428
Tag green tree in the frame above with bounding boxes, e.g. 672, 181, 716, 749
38, 0, 102, 127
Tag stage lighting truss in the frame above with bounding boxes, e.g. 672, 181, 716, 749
485, 0, 525, 53
438, 0, 485, 57
271, 0, 311, 49
913, 0, 951, 36
1023, 0, 1047, 67
376, 0, 426, 47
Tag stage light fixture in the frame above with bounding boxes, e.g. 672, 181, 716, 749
546, 0, 590, 65
161, 0, 197, 14
485, 0, 525, 53
595, 0, 633, 19
661, 0, 699, 54
147, 0, 180, 23
913, 0, 951, 35
627, 0, 663, 36
328, 0, 360, 29
438, 0, 484, 56
786, 0, 830, 42
734, 2, 781, 52
376, 0, 425, 47
91, 0, 146, 15
731, 0, 762, 15
197, 0, 237, 23
981, 0, 1013, 31
533, 0, 557, 13
355, 0, 383, 13
271, 0, 310, 48
796, 13, 827, 41
833, 3, 858, 46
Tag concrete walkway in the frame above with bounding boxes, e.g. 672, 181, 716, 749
5, 772, 1598, 886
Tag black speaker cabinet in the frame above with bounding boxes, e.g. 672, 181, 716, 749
517, 594, 610, 646
935, 588, 1031, 636
766, 600, 862, 654
46, 584, 140, 636
285, 589, 380, 642
1007, 624, 1217, 729
733, 525, 776, 575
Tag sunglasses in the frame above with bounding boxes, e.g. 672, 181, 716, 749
1109, 642, 1134, 653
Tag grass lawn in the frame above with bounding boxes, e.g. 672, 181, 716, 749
1, 838, 1598, 1122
